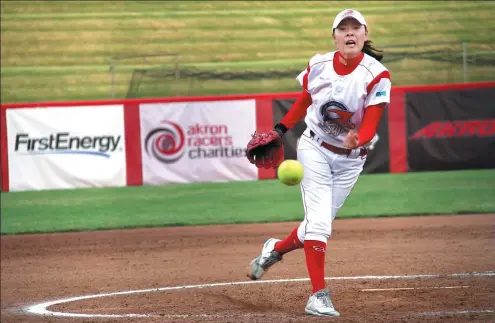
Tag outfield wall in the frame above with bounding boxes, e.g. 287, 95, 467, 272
1, 82, 494, 192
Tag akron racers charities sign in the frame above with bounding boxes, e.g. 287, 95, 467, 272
6, 105, 127, 191
139, 100, 258, 184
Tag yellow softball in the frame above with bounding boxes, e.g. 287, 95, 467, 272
277, 159, 304, 186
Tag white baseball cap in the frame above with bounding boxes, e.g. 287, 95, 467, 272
332, 9, 367, 30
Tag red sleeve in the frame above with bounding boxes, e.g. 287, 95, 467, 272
280, 89, 312, 129
357, 103, 386, 146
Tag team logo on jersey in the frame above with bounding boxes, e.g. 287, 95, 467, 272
318, 100, 356, 137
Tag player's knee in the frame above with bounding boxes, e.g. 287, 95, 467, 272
298, 220, 332, 243
297, 224, 306, 243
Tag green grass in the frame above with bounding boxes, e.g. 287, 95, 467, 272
1, 1, 495, 103
1, 169, 494, 235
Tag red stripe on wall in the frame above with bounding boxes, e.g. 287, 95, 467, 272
0, 92, 301, 109
2, 82, 493, 110
255, 98, 277, 180
388, 88, 407, 173
398, 81, 495, 93
0, 107, 9, 191
123, 102, 143, 186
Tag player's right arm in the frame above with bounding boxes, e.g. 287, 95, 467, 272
274, 89, 312, 136
273, 57, 318, 136
246, 57, 317, 168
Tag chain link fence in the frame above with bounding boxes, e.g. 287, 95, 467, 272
108, 41, 495, 99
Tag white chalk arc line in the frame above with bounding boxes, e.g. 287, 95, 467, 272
361, 285, 470, 292
24, 271, 495, 319
420, 309, 495, 316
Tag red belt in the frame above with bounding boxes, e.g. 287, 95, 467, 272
309, 130, 367, 157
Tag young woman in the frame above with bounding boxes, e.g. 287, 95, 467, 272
247, 8, 391, 317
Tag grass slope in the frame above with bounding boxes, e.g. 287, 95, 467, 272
1, 1, 495, 103
1, 169, 494, 235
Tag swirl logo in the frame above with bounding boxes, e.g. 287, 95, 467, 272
144, 121, 185, 163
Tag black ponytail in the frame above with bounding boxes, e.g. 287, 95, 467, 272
362, 40, 384, 62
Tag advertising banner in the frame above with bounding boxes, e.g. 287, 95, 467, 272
6, 106, 126, 191
406, 88, 495, 171
140, 100, 257, 184
272, 99, 390, 173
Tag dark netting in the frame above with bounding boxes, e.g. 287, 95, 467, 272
126, 43, 495, 98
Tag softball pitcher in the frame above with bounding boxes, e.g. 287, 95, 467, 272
246, 8, 391, 317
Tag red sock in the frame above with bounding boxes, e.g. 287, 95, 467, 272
274, 227, 303, 255
304, 240, 327, 294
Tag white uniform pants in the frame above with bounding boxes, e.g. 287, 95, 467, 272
296, 129, 366, 244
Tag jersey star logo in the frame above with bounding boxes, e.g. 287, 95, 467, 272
318, 100, 356, 137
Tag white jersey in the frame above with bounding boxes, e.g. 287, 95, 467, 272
296, 51, 391, 148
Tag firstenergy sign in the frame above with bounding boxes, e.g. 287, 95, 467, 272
14, 132, 121, 158
6, 105, 127, 191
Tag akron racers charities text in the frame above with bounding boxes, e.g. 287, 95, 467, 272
139, 99, 258, 184
184, 123, 246, 159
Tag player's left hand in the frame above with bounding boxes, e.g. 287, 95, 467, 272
343, 129, 360, 149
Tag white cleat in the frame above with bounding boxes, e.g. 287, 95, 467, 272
248, 238, 282, 280
305, 289, 341, 317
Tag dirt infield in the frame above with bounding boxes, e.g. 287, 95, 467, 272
1, 214, 494, 323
